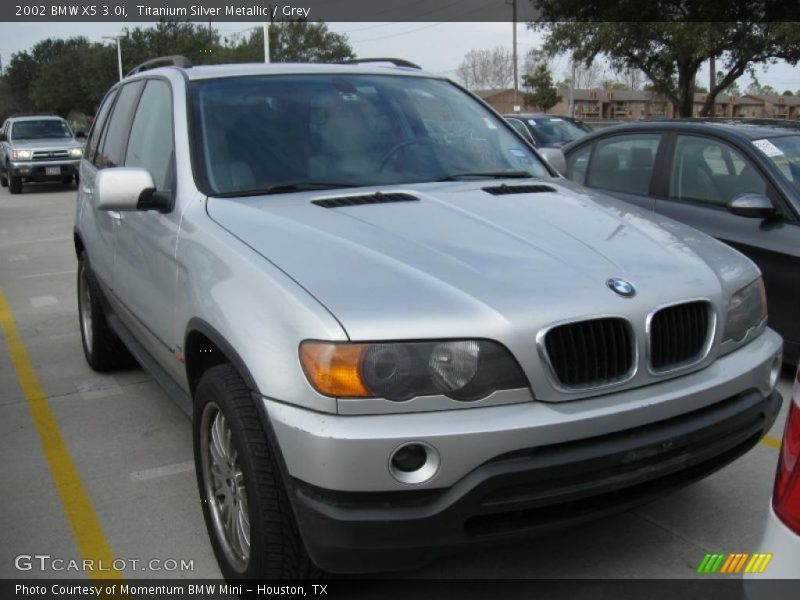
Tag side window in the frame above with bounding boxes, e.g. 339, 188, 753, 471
125, 80, 174, 191
567, 145, 592, 185
95, 80, 144, 169
586, 134, 661, 195
85, 90, 117, 164
669, 135, 767, 207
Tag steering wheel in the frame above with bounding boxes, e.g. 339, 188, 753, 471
379, 139, 439, 171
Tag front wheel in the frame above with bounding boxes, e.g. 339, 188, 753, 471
194, 364, 318, 580
8, 174, 22, 194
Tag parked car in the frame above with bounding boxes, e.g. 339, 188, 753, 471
561, 120, 800, 365
0, 114, 84, 193
75, 57, 784, 579
503, 113, 592, 148
745, 362, 800, 589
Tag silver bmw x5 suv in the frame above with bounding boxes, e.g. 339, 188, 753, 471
73, 56, 783, 578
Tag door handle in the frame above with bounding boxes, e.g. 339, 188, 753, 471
109, 211, 122, 221
82, 185, 93, 195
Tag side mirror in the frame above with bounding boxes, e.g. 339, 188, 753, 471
539, 147, 567, 177
95, 167, 172, 213
727, 193, 777, 219
75, 131, 86, 139
0, 132, 6, 142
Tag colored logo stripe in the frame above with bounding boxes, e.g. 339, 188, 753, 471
698, 553, 773, 574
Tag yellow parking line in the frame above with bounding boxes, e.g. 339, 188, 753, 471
761, 436, 782, 450
0, 289, 122, 580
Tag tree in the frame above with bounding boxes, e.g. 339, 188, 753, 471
601, 78, 627, 90
783, 89, 794, 96
456, 47, 514, 90
716, 70, 741, 95
615, 67, 644, 90
572, 60, 603, 89
530, 2, 800, 116
223, 21, 354, 64
0, 19, 354, 119
523, 64, 561, 112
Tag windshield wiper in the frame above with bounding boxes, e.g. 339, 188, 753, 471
214, 182, 365, 198
435, 171, 534, 182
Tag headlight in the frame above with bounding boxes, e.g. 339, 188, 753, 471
69, 148, 82, 158
11, 149, 32, 160
723, 277, 767, 344
299, 339, 528, 402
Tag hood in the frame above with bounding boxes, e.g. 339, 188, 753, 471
206, 179, 757, 341
11, 137, 80, 150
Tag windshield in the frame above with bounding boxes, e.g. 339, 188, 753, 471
11, 119, 72, 140
752, 135, 800, 191
191, 74, 549, 195
527, 117, 591, 145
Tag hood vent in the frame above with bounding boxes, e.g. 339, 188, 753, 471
312, 192, 418, 209
483, 184, 556, 196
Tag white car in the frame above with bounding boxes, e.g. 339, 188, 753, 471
746, 362, 800, 592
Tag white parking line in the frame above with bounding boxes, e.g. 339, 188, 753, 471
29, 296, 59, 308
18, 270, 76, 280
130, 461, 195, 482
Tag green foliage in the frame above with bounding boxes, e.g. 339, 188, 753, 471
0, 19, 354, 120
530, 2, 800, 116
219, 21, 354, 63
522, 64, 561, 113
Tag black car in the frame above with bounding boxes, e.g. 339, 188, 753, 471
562, 119, 800, 364
503, 113, 592, 148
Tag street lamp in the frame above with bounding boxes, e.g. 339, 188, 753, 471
102, 34, 125, 81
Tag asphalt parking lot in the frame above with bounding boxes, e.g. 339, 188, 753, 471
0, 183, 794, 580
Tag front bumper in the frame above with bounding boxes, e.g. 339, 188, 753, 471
10, 159, 80, 180
261, 329, 783, 572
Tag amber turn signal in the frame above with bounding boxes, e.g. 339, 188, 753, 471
299, 341, 371, 397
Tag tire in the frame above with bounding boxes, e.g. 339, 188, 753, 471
194, 364, 319, 580
8, 174, 21, 194
1, 163, 7, 187
77, 253, 136, 371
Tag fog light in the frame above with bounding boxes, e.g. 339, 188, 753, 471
769, 355, 782, 390
389, 442, 440, 485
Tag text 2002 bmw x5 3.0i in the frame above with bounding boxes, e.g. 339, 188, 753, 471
73, 57, 783, 578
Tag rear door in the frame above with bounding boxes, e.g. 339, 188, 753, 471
574, 132, 665, 211
653, 133, 800, 357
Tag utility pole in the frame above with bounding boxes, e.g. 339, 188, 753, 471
569, 57, 576, 118
263, 22, 270, 63
102, 35, 124, 81
506, 0, 518, 110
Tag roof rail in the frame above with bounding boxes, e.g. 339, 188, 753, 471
126, 55, 193, 78
340, 58, 422, 70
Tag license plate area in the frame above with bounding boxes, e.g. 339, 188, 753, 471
45, 166, 61, 176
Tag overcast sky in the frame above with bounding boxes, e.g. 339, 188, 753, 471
0, 21, 798, 91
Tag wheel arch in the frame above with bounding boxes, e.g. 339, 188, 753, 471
184, 318, 259, 399
73, 230, 85, 259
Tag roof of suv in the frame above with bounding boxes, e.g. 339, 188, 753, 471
134, 62, 439, 82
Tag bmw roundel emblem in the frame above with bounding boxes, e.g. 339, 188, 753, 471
607, 278, 636, 298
